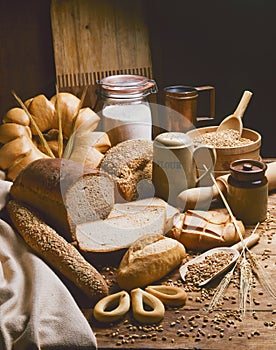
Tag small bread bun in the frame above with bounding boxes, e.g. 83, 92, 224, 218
0, 123, 32, 143
3, 107, 30, 126
117, 234, 186, 290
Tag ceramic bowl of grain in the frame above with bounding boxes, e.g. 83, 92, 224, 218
187, 126, 262, 180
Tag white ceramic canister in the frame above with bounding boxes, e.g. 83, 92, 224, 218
97, 74, 157, 146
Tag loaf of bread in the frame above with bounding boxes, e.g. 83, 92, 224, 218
117, 234, 186, 290
75, 206, 166, 253
99, 139, 153, 201
168, 209, 245, 251
10, 158, 114, 240
0, 92, 110, 180
7, 200, 109, 304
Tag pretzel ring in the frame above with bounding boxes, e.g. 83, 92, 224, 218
145, 285, 187, 307
93, 290, 130, 323
131, 288, 165, 324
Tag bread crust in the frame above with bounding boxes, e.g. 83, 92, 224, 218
7, 199, 109, 304
117, 234, 186, 290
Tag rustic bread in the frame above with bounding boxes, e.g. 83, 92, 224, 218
99, 139, 153, 201
10, 158, 114, 240
7, 200, 109, 305
117, 234, 186, 290
168, 209, 245, 251
75, 206, 166, 253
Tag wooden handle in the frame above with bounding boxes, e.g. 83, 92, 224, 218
234, 90, 253, 119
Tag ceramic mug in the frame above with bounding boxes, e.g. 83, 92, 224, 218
152, 132, 216, 207
162, 85, 215, 132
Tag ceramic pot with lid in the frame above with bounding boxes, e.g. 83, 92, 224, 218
227, 159, 268, 225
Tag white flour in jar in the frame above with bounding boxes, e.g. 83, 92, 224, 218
102, 103, 152, 145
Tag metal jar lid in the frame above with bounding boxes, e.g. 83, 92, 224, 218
97, 74, 158, 99
230, 159, 267, 182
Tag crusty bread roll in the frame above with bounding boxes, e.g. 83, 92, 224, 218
168, 209, 245, 251
117, 234, 186, 290
7, 200, 109, 305
100, 139, 153, 202
10, 158, 115, 241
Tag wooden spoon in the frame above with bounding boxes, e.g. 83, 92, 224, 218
216, 90, 253, 136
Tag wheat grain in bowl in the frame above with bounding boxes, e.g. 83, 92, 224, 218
193, 129, 254, 148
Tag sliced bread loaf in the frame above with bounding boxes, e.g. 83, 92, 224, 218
10, 158, 114, 240
75, 205, 166, 253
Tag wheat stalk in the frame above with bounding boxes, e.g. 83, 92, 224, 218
63, 86, 88, 159
247, 250, 276, 300
239, 256, 253, 317
208, 268, 235, 311
55, 84, 63, 158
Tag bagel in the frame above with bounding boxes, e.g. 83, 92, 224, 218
0, 92, 111, 180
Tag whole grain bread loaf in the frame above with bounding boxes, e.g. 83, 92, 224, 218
10, 158, 114, 240
99, 139, 153, 202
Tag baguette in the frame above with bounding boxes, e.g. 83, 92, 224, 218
117, 234, 186, 290
7, 200, 109, 304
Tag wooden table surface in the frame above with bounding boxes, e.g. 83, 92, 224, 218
84, 164, 276, 350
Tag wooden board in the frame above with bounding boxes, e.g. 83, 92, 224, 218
50, 0, 152, 90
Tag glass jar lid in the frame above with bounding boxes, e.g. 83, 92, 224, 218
230, 159, 267, 182
98, 74, 158, 99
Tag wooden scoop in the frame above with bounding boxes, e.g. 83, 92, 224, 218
216, 90, 253, 136
179, 233, 260, 287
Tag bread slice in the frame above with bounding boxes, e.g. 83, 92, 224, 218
75, 206, 166, 253
108, 197, 179, 232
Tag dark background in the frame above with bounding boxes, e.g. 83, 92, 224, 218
0, 0, 275, 157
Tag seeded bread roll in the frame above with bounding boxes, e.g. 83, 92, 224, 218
100, 139, 153, 202
7, 200, 109, 304
10, 158, 114, 240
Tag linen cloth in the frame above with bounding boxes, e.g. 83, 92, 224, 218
0, 179, 97, 350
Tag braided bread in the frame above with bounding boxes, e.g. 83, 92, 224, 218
0, 92, 110, 180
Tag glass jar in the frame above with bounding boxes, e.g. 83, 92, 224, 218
227, 159, 268, 225
97, 74, 157, 146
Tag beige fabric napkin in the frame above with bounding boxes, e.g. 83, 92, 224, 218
0, 179, 97, 350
